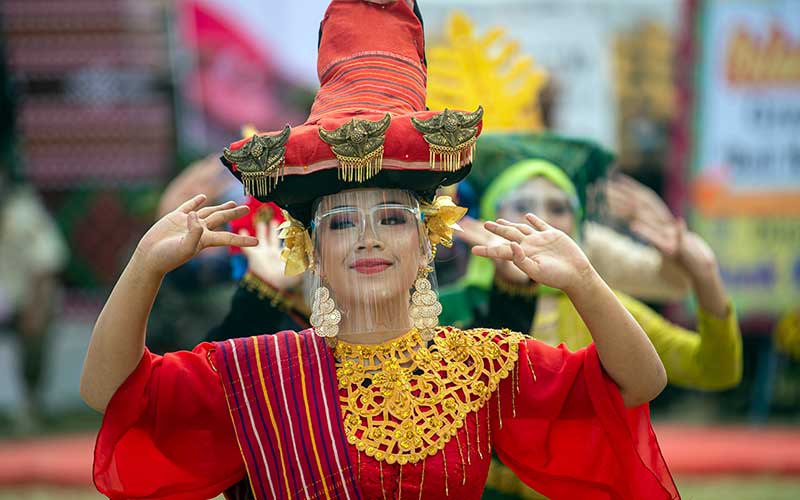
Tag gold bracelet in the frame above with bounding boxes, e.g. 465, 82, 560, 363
492, 275, 539, 298
241, 272, 294, 311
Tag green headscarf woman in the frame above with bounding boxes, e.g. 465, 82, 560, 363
442, 134, 742, 500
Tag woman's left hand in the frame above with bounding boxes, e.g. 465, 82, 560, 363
472, 213, 595, 294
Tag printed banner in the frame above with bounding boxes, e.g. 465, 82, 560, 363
692, 0, 800, 314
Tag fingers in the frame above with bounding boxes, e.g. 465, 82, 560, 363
613, 174, 643, 194
510, 242, 539, 277
457, 216, 491, 247
497, 218, 534, 235
524, 213, 550, 232
638, 194, 674, 223
675, 218, 688, 248
617, 176, 674, 221
238, 228, 255, 256
268, 220, 280, 248
613, 174, 654, 201
183, 211, 204, 249
484, 220, 525, 243
197, 200, 237, 219
605, 183, 637, 219
254, 220, 268, 245
204, 205, 250, 230
177, 194, 207, 214
204, 231, 258, 249
631, 221, 679, 256
471, 243, 513, 261
606, 176, 675, 225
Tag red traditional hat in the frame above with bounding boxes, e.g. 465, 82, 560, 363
221, 0, 483, 222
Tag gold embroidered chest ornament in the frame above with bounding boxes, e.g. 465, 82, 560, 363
335, 327, 523, 465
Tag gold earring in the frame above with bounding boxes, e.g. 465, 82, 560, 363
310, 286, 341, 341
409, 266, 442, 341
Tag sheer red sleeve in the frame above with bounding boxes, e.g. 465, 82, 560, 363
494, 339, 680, 500
93, 344, 245, 500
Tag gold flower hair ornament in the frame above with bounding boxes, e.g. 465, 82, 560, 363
420, 196, 468, 250
277, 211, 314, 276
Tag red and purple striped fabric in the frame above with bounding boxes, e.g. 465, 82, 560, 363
309, 52, 427, 120
214, 330, 361, 500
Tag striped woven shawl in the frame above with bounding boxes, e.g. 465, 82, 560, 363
214, 331, 362, 500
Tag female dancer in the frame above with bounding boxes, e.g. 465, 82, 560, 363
81, 1, 677, 499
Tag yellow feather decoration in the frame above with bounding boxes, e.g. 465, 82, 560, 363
427, 12, 548, 133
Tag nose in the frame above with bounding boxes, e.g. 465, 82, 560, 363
355, 218, 384, 251
355, 235, 384, 251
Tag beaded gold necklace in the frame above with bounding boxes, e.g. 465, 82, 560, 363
333, 327, 523, 465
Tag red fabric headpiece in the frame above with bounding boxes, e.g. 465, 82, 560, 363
221, 0, 483, 221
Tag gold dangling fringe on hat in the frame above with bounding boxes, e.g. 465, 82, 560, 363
319, 114, 391, 184
411, 106, 483, 171
334, 145, 385, 182
223, 125, 291, 198
239, 159, 285, 198
427, 136, 476, 172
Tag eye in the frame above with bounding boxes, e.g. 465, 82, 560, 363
377, 208, 409, 226
328, 213, 358, 230
512, 201, 527, 212
547, 201, 572, 216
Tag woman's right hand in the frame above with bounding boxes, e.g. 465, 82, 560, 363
136, 194, 258, 277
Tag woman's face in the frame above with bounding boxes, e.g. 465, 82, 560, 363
313, 189, 426, 308
496, 177, 576, 235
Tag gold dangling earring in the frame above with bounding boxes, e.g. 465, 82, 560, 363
409, 265, 442, 342
310, 285, 341, 344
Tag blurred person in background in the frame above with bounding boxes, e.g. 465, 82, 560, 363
438, 135, 741, 499
0, 40, 68, 432
446, 136, 741, 388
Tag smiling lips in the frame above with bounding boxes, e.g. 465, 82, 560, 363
351, 258, 393, 275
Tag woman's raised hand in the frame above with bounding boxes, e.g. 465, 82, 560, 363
472, 213, 595, 293
136, 194, 258, 277
606, 175, 720, 280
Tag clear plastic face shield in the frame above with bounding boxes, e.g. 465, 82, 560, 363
307, 188, 439, 342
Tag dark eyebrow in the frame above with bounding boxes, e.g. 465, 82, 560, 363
326, 200, 404, 211
374, 200, 402, 207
